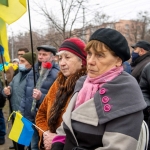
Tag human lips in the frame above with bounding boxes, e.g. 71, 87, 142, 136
61, 68, 68, 71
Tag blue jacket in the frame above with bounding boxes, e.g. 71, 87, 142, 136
2, 70, 30, 111
20, 61, 59, 122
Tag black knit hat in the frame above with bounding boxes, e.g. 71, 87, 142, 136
21, 52, 36, 66
37, 45, 57, 55
89, 28, 130, 61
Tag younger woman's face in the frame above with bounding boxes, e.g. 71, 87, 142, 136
58, 51, 82, 77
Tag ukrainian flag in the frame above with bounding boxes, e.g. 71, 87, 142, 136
9, 111, 34, 146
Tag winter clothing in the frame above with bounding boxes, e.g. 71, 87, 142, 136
51, 72, 146, 150
0, 80, 6, 108
139, 62, 150, 150
131, 51, 150, 83
131, 40, 150, 51
35, 67, 87, 150
0, 80, 6, 144
35, 80, 63, 149
12, 58, 19, 63
123, 61, 131, 74
20, 61, 59, 122
139, 62, 150, 107
89, 28, 130, 61
37, 45, 57, 55
58, 38, 87, 65
75, 66, 123, 109
2, 70, 31, 111
20, 61, 59, 150
21, 52, 37, 66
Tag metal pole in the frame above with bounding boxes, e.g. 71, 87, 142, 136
27, 0, 36, 87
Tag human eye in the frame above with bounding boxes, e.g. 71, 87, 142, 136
87, 51, 92, 56
65, 55, 70, 59
96, 52, 104, 58
58, 56, 62, 61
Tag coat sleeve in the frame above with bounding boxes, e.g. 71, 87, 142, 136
95, 111, 143, 150
35, 80, 58, 149
51, 122, 66, 150
139, 63, 150, 107
19, 77, 27, 115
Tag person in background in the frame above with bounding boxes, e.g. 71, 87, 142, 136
0, 80, 6, 145
131, 40, 150, 82
51, 28, 146, 150
139, 62, 150, 150
13, 48, 29, 77
35, 38, 87, 150
12, 58, 19, 66
123, 61, 131, 74
20, 45, 59, 150
17, 48, 29, 59
3, 52, 36, 150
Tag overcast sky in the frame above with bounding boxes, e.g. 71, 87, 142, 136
7, 0, 150, 36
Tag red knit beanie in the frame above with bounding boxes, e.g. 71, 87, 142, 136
58, 38, 87, 65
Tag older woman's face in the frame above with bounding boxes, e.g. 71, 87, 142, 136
87, 48, 122, 78
58, 51, 82, 77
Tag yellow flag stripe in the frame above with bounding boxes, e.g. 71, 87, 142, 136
0, 18, 10, 62
8, 112, 24, 142
0, 0, 26, 24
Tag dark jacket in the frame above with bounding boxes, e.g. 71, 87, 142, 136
139, 62, 150, 123
131, 51, 150, 83
20, 61, 59, 122
0, 79, 6, 109
123, 61, 131, 74
2, 70, 30, 111
139, 62, 150, 107
51, 72, 146, 150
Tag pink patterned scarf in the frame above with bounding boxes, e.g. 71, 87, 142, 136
74, 66, 123, 109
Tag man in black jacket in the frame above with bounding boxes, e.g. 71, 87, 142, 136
139, 62, 150, 150
131, 40, 150, 83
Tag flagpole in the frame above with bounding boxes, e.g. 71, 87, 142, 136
27, 0, 36, 87
0, 47, 13, 113
32, 123, 48, 135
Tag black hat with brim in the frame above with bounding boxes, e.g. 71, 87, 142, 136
131, 40, 150, 51
37, 45, 57, 55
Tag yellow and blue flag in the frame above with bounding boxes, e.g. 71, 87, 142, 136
0, 18, 10, 62
9, 111, 34, 146
0, 0, 27, 24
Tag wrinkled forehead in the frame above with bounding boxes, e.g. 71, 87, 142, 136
57, 50, 73, 56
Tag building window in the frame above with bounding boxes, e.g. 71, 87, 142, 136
125, 24, 129, 30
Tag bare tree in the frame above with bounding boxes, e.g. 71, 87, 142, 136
93, 12, 110, 26
32, 0, 88, 42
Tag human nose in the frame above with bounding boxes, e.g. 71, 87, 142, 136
87, 55, 95, 65
59, 58, 66, 66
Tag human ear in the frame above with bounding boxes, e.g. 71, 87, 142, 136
115, 57, 122, 67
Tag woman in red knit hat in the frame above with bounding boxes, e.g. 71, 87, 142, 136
35, 37, 87, 150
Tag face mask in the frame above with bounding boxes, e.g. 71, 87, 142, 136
131, 51, 140, 62
19, 64, 26, 71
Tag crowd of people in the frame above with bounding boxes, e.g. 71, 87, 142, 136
0, 27, 150, 150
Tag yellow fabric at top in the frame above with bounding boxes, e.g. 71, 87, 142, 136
0, 18, 10, 62
9, 112, 24, 142
0, 0, 26, 24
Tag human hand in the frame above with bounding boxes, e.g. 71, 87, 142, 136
43, 130, 56, 150
4, 86, 11, 96
32, 89, 42, 100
